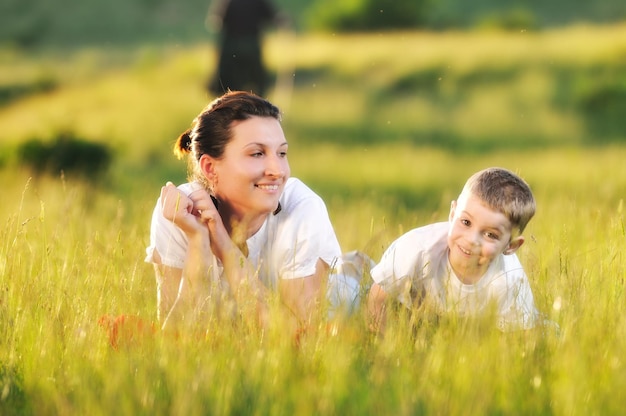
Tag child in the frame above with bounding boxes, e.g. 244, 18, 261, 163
367, 167, 541, 333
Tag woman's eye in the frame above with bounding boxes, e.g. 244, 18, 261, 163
279, 151, 288, 157
461, 219, 470, 227
251, 152, 264, 157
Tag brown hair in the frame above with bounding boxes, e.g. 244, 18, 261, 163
462, 167, 536, 233
174, 91, 281, 184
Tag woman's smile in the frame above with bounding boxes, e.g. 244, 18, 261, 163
255, 183, 281, 191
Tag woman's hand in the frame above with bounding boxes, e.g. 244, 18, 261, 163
160, 182, 205, 235
185, 183, 234, 261
187, 182, 220, 224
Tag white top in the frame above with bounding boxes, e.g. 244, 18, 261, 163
371, 222, 539, 331
145, 177, 343, 290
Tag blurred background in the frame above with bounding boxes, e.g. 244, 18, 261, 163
1, 0, 625, 227
2, 0, 626, 47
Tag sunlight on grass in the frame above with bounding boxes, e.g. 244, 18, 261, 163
271, 23, 626, 77
3, 24, 626, 153
0, 47, 211, 163
285, 83, 367, 125
1, 145, 625, 414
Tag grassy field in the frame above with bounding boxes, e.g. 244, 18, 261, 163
1, 25, 626, 415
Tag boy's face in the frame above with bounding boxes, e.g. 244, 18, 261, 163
447, 191, 523, 283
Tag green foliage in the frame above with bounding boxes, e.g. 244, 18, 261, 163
577, 82, 626, 142
17, 132, 113, 181
432, 0, 626, 29
0, 0, 212, 48
0, 77, 57, 107
475, 7, 539, 31
305, 0, 430, 32
547, 61, 626, 144
0, 0, 625, 50
0, 0, 51, 47
0, 364, 30, 415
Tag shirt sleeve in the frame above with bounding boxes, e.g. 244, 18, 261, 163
370, 233, 422, 304
274, 192, 342, 280
144, 197, 189, 270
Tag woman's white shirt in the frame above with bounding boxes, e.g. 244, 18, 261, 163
145, 177, 342, 290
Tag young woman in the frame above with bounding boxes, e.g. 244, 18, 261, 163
145, 91, 357, 333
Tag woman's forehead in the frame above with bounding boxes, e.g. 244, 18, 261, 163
229, 117, 285, 144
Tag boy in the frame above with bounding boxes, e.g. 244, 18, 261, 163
367, 167, 540, 333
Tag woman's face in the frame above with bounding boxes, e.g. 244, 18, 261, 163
211, 116, 290, 219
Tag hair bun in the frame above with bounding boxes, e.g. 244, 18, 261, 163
173, 129, 193, 159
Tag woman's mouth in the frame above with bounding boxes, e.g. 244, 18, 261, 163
256, 184, 280, 191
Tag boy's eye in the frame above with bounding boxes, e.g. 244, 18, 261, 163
485, 232, 500, 240
461, 219, 470, 227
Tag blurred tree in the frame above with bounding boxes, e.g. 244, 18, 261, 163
206, 0, 289, 97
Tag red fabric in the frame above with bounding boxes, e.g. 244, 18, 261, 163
98, 314, 157, 350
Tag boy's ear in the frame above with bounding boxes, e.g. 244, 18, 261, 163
448, 200, 457, 222
503, 236, 525, 255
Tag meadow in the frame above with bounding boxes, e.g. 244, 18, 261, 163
1, 25, 626, 414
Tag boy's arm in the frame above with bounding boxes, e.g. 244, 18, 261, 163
367, 283, 389, 334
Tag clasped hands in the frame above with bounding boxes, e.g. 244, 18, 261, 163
160, 182, 220, 235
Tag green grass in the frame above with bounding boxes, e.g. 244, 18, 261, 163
1, 26, 626, 415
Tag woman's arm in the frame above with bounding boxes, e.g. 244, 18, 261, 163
152, 251, 182, 322
198, 201, 327, 331
160, 182, 274, 329
279, 258, 327, 329
157, 183, 214, 330
367, 282, 388, 334
208, 227, 273, 328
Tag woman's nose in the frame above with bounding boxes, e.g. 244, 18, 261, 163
266, 155, 287, 177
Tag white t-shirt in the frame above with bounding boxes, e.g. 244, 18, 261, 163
145, 177, 342, 290
371, 222, 539, 331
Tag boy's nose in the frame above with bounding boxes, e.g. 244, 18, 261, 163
468, 231, 481, 246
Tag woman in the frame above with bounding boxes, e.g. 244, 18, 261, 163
145, 91, 354, 333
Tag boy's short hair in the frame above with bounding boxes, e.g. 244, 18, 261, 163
462, 167, 536, 233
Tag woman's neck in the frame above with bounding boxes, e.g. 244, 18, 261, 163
223, 211, 268, 242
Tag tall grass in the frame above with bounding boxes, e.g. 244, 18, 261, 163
1, 26, 625, 414
1, 146, 624, 414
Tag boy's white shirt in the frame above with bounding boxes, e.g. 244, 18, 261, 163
371, 222, 539, 331
145, 177, 343, 291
